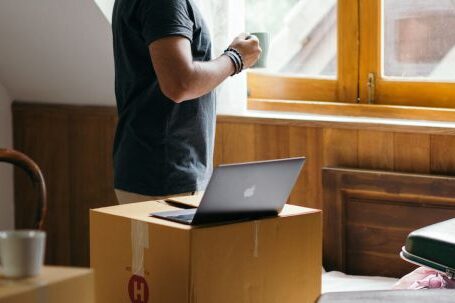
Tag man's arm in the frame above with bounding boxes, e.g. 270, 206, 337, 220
149, 35, 261, 103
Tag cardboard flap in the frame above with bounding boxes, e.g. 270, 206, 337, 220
166, 193, 204, 208
91, 201, 191, 229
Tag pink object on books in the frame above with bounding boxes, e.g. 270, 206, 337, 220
393, 267, 455, 290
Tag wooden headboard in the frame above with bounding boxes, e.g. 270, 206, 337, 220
322, 168, 455, 278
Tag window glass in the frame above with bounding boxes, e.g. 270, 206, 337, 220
245, 0, 337, 78
383, 0, 455, 81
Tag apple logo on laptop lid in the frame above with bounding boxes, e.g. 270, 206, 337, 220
244, 185, 256, 198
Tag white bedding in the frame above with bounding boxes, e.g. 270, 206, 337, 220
322, 271, 399, 293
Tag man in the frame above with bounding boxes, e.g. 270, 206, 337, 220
112, 0, 261, 203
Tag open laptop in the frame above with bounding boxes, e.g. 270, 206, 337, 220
151, 157, 305, 225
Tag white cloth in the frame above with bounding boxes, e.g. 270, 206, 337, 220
322, 271, 398, 293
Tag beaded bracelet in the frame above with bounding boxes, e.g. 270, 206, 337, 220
224, 51, 241, 76
225, 47, 244, 72
225, 50, 241, 75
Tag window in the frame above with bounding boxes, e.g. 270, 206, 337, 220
245, 0, 337, 77
383, 1, 455, 81
246, 0, 358, 103
247, 0, 455, 109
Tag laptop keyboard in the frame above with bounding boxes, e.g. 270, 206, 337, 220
170, 213, 195, 223
151, 208, 197, 224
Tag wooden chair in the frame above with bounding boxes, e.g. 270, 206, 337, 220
0, 149, 47, 230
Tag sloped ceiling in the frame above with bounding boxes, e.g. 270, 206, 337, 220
0, 0, 115, 105
94, 0, 114, 24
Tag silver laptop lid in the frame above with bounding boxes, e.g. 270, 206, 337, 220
192, 157, 306, 224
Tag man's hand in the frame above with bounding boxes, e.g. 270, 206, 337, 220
229, 34, 262, 69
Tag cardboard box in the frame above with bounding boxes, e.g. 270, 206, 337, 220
90, 200, 322, 303
0, 266, 94, 303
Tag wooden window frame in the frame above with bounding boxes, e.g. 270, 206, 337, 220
247, 0, 359, 104
359, 0, 455, 108
248, 0, 455, 114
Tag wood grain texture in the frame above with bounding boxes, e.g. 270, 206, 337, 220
393, 133, 430, 173
358, 131, 394, 170
13, 107, 71, 265
219, 123, 256, 164
320, 171, 345, 271
248, 72, 338, 102
430, 135, 455, 175
346, 223, 410, 255
358, 0, 380, 104
376, 81, 455, 108
13, 103, 116, 267
288, 127, 323, 208
323, 168, 455, 277
213, 123, 224, 166
254, 125, 289, 161
323, 128, 358, 167
337, 0, 360, 103
68, 113, 117, 266
346, 252, 413, 277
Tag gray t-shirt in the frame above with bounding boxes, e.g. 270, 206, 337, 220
112, 0, 215, 196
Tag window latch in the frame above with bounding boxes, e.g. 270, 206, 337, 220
367, 73, 376, 104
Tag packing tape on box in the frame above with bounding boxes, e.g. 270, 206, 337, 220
253, 220, 260, 258
131, 220, 150, 276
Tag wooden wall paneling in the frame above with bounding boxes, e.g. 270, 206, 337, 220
321, 170, 345, 272
253, 124, 290, 161
323, 128, 358, 167
213, 123, 224, 166
323, 168, 455, 277
288, 127, 323, 208
344, 194, 455, 230
346, 216, 409, 255
13, 107, 72, 265
430, 135, 455, 175
69, 112, 117, 267
220, 123, 256, 164
346, 251, 412, 278
358, 131, 394, 170
393, 133, 430, 173
345, 196, 420, 277
344, 194, 455, 277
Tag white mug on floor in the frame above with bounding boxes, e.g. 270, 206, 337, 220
0, 230, 46, 278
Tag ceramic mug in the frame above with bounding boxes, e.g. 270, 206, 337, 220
0, 230, 46, 278
248, 32, 271, 68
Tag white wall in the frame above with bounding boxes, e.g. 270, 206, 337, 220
0, 0, 115, 106
94, 0, 114, 23
0, 83, 13, 230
